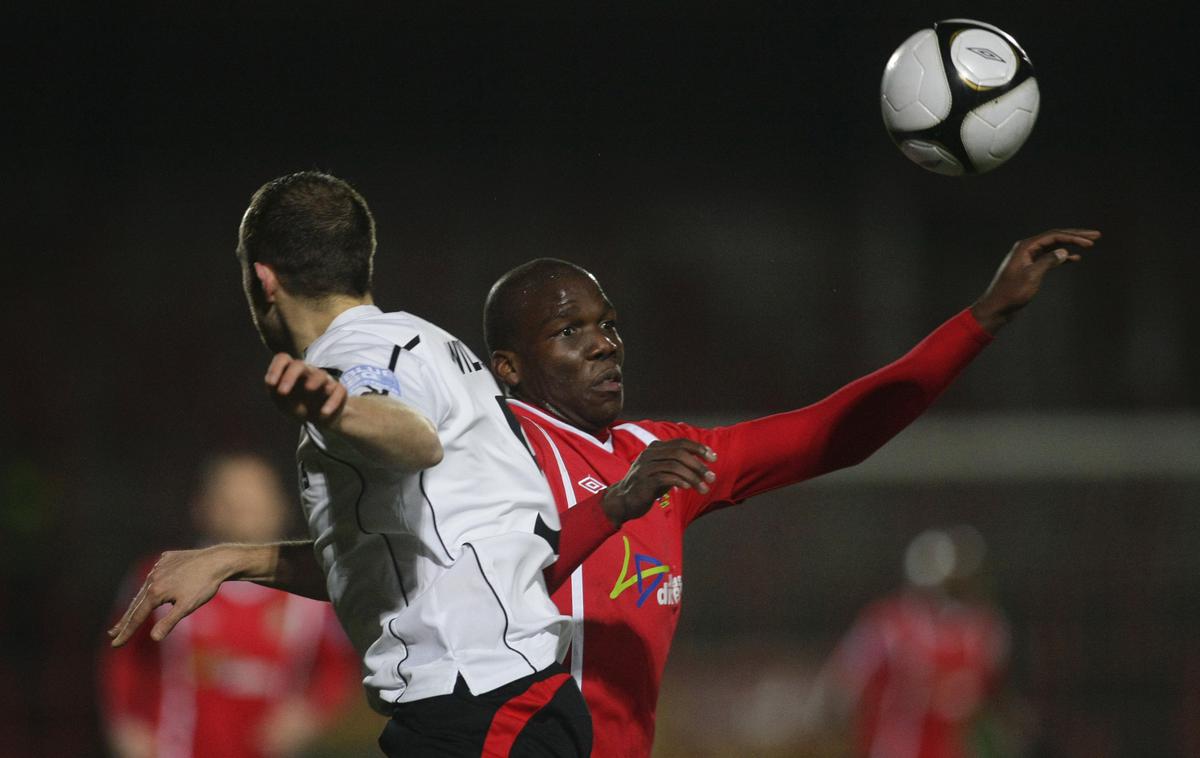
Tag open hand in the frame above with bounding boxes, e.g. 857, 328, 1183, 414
971, 228, 1101, 334
107, 547, 232, 647
601, 439, 717, 526
264, 353, 347, 424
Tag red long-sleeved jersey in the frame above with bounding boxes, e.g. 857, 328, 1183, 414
519, 308, 992, 756
100, 561, 359, 758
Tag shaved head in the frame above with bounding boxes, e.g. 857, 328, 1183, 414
485, 258, 625, 435
484, 258, 597, 355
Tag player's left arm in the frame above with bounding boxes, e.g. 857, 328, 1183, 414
108, 541, 329, 647
676, 228, 1100, 521
543, 438, 717, 593
264, 353, 443, 470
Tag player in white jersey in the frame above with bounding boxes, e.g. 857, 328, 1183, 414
109, 172, 591, 756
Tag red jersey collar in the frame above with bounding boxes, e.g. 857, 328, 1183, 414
506, 398, 616, 450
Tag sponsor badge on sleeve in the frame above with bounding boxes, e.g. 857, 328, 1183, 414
340, 365, 402, 397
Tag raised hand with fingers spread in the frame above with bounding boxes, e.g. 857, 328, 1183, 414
971, 228, 1101, 334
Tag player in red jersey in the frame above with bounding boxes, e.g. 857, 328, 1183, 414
100, 453, 358, 758
483, 229, 1099, 756
821, 527, 1010, 758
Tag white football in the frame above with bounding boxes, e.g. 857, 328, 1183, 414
881, 19, 1039, 176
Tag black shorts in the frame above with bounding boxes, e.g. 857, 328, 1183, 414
378, 662, 592, 757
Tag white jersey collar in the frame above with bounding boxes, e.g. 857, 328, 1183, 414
326, 303, 383, 332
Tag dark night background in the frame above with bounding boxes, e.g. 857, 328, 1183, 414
3, 2, 1197, 756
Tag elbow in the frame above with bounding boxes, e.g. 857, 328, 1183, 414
422, 437, 444, 469
409, 418, 443, 470
390, 438, 442, 471
382, 421, 443, 471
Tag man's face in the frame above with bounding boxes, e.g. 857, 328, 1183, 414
196, 457, 288, 543
508, 273, 625, 435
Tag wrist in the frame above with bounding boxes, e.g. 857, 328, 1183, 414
968, 299, 1012, 336
599, 489, 628, 528
214, 543, 276, 583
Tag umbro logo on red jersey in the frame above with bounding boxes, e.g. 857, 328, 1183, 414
577, 476, 605, 494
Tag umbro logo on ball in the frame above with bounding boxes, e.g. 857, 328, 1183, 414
967, 46, 1006, 63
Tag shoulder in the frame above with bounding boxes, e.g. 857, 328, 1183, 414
614, 418, 710, 443
309, 311, 424, 359
309, 311, 473, 382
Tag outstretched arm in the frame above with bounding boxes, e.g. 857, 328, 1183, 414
676, 228, 1100, 521
107, 541, 327, 647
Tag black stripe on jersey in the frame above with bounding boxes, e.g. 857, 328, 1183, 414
313, 445, 410, 607
386, 618, 411, 691
496, 396, 535, 459
323, 367, 343, 380
419, 470, 454, 562
534, 514, 560, 555
463, 543, 537, 674
388, 336, 421, 373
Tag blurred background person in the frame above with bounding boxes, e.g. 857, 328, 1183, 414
98, 453, 358, 758
814, 525, 1012, 758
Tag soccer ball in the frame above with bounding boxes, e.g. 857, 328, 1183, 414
880, 19, 1039, 176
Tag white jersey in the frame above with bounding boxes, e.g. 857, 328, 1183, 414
297, 305, 569, 712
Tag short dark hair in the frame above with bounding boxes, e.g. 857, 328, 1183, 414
484, 258, 594, 355
237, 171, 375, 298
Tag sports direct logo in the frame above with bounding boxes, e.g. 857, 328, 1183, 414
657, 575, 682, 606
609, 536, 681, 608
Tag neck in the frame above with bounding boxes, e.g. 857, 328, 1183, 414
512, 393, 612, 441
281, 292, 375, 355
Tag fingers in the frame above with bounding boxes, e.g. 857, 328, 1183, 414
265, 355, 313, 396
319, 381, 347, 420
1052, 228, 1101, 239
107, 583, 149, 647
606, 439, 721, 524
1031, 228, 1100, 240
646, 438, 717, 463
275, 360, 311, 396
1021, 229, 1100, 261
263, 353, 292, 388
652, 464, 712, 494
639, 439, 718, 494
264, 356, 344, 422
150, 604, 189, 642
303, 365, 329, 392
108, 579, 163, 647
1023, 229, 1100, 279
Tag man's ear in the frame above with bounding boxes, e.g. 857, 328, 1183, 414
253, 262, 280, 303
491, 350, 520, 390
